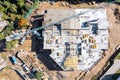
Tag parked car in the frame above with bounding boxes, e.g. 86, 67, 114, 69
9, 56, 17, 64
22, 64, 29, 72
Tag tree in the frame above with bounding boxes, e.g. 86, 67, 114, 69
3, 1, 11, 8
1, 13, 10, 20
17, 0, 25, 8
3, 23, 14, 36
116, 0, 120, 4
9, 4, 17, 13
24, 3, 32, 12
18, 18, 29, 28
15, 15, 22, 20
6, 40, 18, 51
0, 33, 5, 40
10, 13, 16, 21
35, 72, 43, 80
91, 75, 98, 80
0, 4, 5, 12
31, 0, 39, 3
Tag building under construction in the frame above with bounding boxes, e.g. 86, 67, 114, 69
43, 9, 109, 71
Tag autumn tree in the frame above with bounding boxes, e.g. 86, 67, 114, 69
18, 18, 29, 28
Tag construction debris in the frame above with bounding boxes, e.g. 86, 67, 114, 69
17, 49, 47, 71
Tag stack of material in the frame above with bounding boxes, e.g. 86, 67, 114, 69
64, 56, 78, 70
91, 45, 97, 49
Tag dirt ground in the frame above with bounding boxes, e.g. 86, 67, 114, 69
0, 68, 21, 80
36, 1, 97, 14
16, 39, 32, 52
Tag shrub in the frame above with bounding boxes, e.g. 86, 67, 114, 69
116, 0, 120, 4
3, 23, 14, 36
91, 75, 98, 80
35, 72, 43, 80
6, 40, 18, 51
0, 33, 5, 40
1, 53, 7, 60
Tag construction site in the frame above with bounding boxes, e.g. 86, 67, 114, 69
0, 1, 120, 80
43, 9, 109, 71
28, 2, 120, 80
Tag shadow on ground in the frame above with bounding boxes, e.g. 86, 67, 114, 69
97, 48, 120, 80
30, 17, 62, 70
31, 35, 62, 70
101, 73, 120, 80
0, 40, 6, 52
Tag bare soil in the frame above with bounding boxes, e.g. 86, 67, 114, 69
0, 68, 21, 80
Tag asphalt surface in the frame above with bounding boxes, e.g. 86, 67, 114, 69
101, 60, 120, 80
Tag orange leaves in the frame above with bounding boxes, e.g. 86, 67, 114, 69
18, 18, 29, 28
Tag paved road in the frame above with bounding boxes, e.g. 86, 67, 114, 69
101, 60, 120, 80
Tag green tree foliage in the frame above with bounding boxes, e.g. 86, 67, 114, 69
6, 40, 18, 51
35, 72, 43, 80
24, 3, 31, 12
0, 4, 5, 12
1, 14, 9, 20
0, 0, 27, 20
91, 75, 98, 80
0, 33, 5, 40
1, 53, 7, 60
16, 14, 22, 20
31, 0, 39, 3
3, 1, 11, 8
10, 13, 17, 21
17, 0, 25, 8
3, 23, 14, 36
116, 0, 120, 4
0, 2, 4, 6
9, 4, 17, 13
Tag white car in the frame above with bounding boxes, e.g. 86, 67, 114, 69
22, 64, 29, 72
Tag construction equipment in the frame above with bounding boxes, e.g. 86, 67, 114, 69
33, 31, 42, 39
5, 1, 116, 42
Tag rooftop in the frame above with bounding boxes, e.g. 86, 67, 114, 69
43, 9, 109, 71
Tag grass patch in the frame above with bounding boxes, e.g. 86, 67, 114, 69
91, 75, 98, 80
35, 72, 43, 80
112, 68, 120, 80
1, 53, 7, 60
4, 66, 12, 69
114, 53, 120, 60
